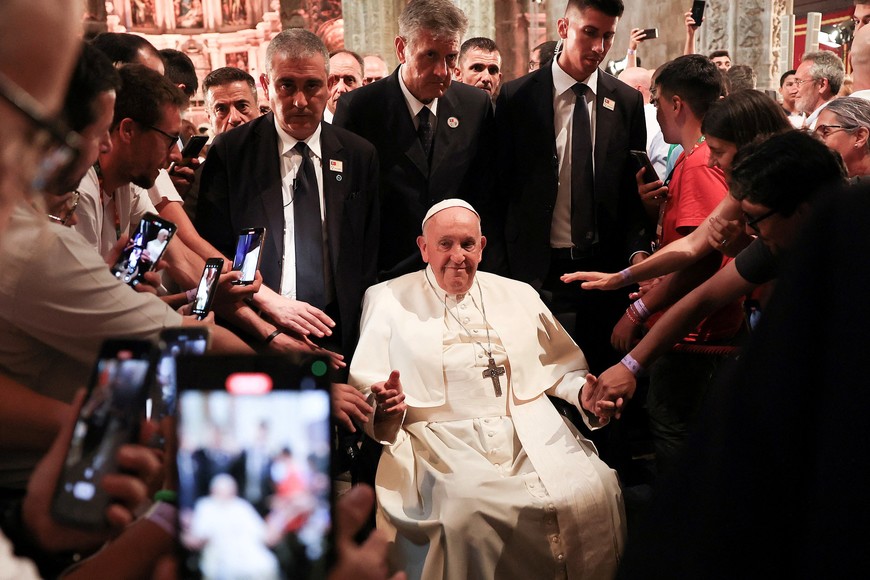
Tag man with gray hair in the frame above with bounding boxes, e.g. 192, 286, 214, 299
793, 50, 845, 129
334, 0, 500, 281
196, 28, 380, 454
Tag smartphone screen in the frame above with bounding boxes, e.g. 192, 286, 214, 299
181, 135, 208, 160
630, 149, 660, 183
110, 213, 177, 286
148, 327, 211, 434
691, 0, 706, 27
51, 339, 156, 529
192, 258, 224, 320
176, 355, 333, 579
232, 227, 266, 285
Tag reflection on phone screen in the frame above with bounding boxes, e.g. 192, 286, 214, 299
177, 389, 331, 579
232, 230, 264, 284
150, 333, 209, 426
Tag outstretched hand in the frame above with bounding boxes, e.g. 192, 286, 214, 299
370, 371, 407, 418
561, 270, 628, 291
332, 383, 373, 432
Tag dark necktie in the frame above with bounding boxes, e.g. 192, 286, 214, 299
417, 107, 434, 162
292, 142, 326, 309
571, 83, 596, 250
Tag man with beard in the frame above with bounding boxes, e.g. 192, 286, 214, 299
792, 50, 844, 130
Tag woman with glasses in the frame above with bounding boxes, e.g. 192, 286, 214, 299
813, 96, 870, 180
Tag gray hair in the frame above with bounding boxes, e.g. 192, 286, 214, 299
265, 28, 329, 77
398, 0, 468, 49
802, 50, 846, 94
823, 96, 870, 137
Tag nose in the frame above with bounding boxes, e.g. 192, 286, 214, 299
434, 58, 449, 79
293, 91, 308, 110
228, 106, 243, 126
100, 130, 113, 155
167, 141, 182, 164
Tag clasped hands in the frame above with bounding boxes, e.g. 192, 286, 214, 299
580, 363, 638, 421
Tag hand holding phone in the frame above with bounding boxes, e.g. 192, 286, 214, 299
232, 227, 266, 285
691, 0, 706, 27
110, 213, 176, 286
192, 258, 224, 320
630, 150, 660, 184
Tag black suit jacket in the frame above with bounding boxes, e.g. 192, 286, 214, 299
333, 68, 501, 280
496, 65, 651, 287
195, 114, 379, 357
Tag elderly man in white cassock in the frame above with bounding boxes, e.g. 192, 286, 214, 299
349, 199, 626, 579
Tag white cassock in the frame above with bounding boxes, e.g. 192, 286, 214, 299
349, 268, 626, 580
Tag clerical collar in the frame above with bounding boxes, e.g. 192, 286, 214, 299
425, 266, 473, 302
552, 57, 598, 99
273, 116, 323, 161
398, 64, 439, 120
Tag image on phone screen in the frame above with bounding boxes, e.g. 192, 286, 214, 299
111, 213, 176, 286
149, 328, 211, 434
176, 355, 332, 579
232, 227, 265, 285
192, 258, 224, 320
51, 340, 155, 529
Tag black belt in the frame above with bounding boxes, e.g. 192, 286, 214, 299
551, 246, 598, 261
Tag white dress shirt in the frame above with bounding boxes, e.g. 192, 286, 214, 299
398, 63, 439, 128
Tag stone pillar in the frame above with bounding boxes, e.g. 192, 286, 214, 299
547, 0, 567, 41
496, 0, 528, 83
342, 0, 401, 69
698, 0, 793, 91
454, 0, 495, 40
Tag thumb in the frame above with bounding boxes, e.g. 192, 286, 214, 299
386, 370, 401, 389
335, 484, 375, 541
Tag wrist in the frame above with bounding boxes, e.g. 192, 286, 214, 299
626, 48, 637, 55
264, 329, 283, 344
144, 501, 177, 538
620, 353, 645, 376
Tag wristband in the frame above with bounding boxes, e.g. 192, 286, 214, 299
153, 489, 177, 505
144, 501, 177, 537
621, 353, 645, 376
626, 48, 637, 55
618, 267, 635, 285
185, 288, 197, 303
624, 305, 643, 326
264, 329, 283, 344
633, 298, 651, 321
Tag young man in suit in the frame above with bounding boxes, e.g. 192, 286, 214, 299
496, 0, 650, 374
333, 0, 501, 280
195, 29, 380, 446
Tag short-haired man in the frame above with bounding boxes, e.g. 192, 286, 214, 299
617, 66, 668, 186
854, 0, 870, 32
454, 36, 502, 100
325, 50, 364, 123
334, 0, 499, 281
196, 28, 380, 428
793, 50, 845, 130
350, 199, 625, 578
90, 32, 165, 74
159, 48, 199, 99
203, 66, 260, 135
726, 63, 756, 92
708, 49, 732, 71
362, 54, 389, 85
779, 68, 803, 126
529, 39, 558, 72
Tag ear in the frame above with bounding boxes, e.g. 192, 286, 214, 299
671, 94, 682, 113
557, 17, 569, 40
116, 118, 138, 146
453, 67, 462, 81
259, 73, 270, 99
479, 235, 487, 252
416, 235, 429, 263
395, 35, 408, 65
856, 126, 870, 149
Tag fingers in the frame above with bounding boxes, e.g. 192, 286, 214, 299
560, 271, 602, 283
385, 370, 401, 391
334, 410, 357, 432
115, 444, 163, 493
134, 271, 161, 295
336, 484, 375, 541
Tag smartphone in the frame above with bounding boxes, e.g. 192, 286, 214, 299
176, 354, 333, 579
148, 327, 211, 433
110, 213, 177, 286
191, 258, 224, 320
630, 149, 660, 184
642, 28, 659, 39
180, 135, 208, 160
691, 0, 706, 27
232, 227, 266, 285
51, 339, 157, 529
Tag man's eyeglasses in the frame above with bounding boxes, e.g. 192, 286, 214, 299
0, 69, 82, 195
140, 122, 181, 153
792, 77, 816, 87
814, 124, 856, 138
744, 208, 778, 233
48, 190, 80, 226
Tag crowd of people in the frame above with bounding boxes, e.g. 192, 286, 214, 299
0, 0, 868, 577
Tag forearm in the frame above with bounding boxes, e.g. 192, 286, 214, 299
161, 238, 204, 289
0, 378, 68, 452
158, 202, 227, 267
63, 518, 173, 580
637, 251, 722, 314
627, 230, 712, 283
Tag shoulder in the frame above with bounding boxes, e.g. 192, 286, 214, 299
476, 271, 539, 298
499, 68, 548, 102
322, 122, 377, 156
340, 73, 398, 109
365, 271, 424, 298
212, 114, 273, 149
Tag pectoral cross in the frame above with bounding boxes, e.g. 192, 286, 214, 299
482, 357, 506, 397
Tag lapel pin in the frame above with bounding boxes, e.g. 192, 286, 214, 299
336, 174, 342, 182
329, 159, 343, 172
447, 116, 459, 128
603, 98, 615, 111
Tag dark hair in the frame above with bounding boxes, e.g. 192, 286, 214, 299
329, 49, 365, 74
779, 69, 796, 87
63, 43, 121, 133
113, 64, 188, 130
702, 89, 790, 148
533, 40, 558, 68
726, 64, 756, 92
203, 66, 257, 97
90, 32, 159, 66
566, 0, 624, 18
708, 49, 730, 60
159, 48, 198, 97
730, 130, 847, 216
460, 37, 499, 63
654, 54, 723, 118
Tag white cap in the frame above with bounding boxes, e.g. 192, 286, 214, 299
421, 198, 480, 232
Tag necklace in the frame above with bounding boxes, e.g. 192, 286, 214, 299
424, 270, 506, 397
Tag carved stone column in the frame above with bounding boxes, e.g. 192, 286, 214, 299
341, 0, 401, 69
454, 0, 495, 40
547, 0, 567, 41
698, 0, 793, 91
496, 0, 528, 83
